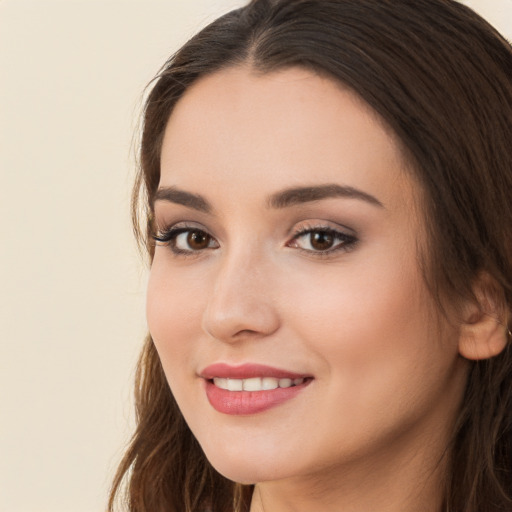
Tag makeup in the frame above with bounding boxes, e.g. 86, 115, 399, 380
200, 363, 313, 415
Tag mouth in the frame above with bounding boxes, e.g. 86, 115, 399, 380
210, 376, 310, 391
200, 363, 314, 415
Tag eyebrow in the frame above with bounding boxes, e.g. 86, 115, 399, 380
154, 186, 212, 213
153, 183, 384, 213
268, 184, 384, 209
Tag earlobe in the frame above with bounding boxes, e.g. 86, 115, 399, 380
457, 273, 510, 361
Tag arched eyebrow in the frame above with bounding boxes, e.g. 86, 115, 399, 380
154, 186, 212, 213
153, 183, 384, 213
268, 184, 384, 209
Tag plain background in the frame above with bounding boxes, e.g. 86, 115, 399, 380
1, 1, 511, 511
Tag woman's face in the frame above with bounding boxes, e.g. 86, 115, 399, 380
147, 66, 468, 486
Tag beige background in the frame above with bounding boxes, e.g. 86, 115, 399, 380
1, 1, 510, 511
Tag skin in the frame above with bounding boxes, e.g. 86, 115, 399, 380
147, 66, 470, 512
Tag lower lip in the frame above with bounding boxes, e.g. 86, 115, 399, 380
204, 379, 311, 415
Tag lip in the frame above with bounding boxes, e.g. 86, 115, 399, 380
200, 363, 313, 415
199, 362, 311, 380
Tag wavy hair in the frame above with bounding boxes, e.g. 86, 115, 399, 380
109, 1, 512, 511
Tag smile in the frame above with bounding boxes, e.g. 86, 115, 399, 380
212, 376, 306, 391
200, 363, 313, 415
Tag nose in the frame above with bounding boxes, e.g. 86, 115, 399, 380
202, 248, 280, 343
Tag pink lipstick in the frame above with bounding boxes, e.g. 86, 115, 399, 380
200, 363, 313, 415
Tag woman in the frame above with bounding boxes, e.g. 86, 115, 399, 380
109, 1, 512, 511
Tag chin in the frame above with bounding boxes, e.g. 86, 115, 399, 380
199, 440, 296, 485
208, 459, 280, 485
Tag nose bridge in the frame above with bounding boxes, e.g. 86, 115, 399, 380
202, 241, 279, 342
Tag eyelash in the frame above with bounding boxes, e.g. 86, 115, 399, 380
152, 224, 358, 258
152, 225, 218, 256
288, 226, 358, 256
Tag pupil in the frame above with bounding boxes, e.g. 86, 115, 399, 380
311, 231, 334, 250
188, 231, 209, 249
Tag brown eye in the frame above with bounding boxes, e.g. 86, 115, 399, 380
289, 227, 357, 255
187, 230, 211, 250
153, 226, 219, 254
310, 231, 334, 250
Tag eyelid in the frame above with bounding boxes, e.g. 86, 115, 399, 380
152, 220, 358, 258
289, 220, 356, 238
153, 219, 213, 238
287, 221, 358, 255
152, 222, 219, 256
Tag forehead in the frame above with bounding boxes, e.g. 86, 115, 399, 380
159, 65, 418, 214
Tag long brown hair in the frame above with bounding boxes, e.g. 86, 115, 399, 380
109, 1, 512, 511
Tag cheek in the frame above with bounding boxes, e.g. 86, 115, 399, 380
288, 250, 425, 343
285, 251, 446, 404
146, 258, 206, 377
276, 258, 462, 465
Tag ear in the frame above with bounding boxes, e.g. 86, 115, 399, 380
458, 272, 509, 361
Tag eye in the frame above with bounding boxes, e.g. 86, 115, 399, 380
153, 226, 219, 255
288, 227, 357, 254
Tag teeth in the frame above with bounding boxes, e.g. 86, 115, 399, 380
227, 379, 243, 391
262, 377, 279, 390
279, 378, 292, 388
213, 377, 305, 391
214, 378, 229, 390
243, 377, 263, 391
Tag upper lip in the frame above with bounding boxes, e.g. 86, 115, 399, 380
199, 362, 311, 380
